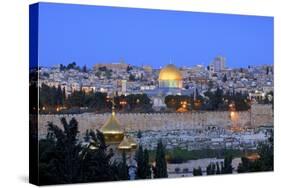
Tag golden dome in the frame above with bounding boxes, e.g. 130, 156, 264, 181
159, 64, 182, 81
100, 111, 123, 134
100, 110, 124, 143
118, 136, 132, 151
127, 136, 137, 149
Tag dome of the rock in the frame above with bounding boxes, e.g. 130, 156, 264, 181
158, 64, 183, 88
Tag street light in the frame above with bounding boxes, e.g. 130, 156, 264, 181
181, 101, 187, 109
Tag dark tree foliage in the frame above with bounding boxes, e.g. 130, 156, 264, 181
82, 65, 88, 73
237, 157, 252, 173
39, 118, 82, 184
222, 74, 227, 82
129, 74, 136, 81
67, 62, 77, 70
203, 88, 250, 111
208, 80, 214, 88
117, 152, 129, 180
98, 66, 107, 71
63, 91, 110, 112
257, 131, 274, 171
87, 92, 109, 110
135, 146, 151, 179
39, 83, 65, 109
66, 90, 86, 108
193, 167, 203, 176
80, 129, 122, 182
95, 71, 102, 78
206, 163, 216, 175
165, 95, 203, 111
153, 140, 168, 178
123, 94, 152, 113
136, 145, 144, 179
214, 87, 224, 109
144, 149, 152, 179
238, 131, 273, 173
59, 62, 81, 71
206, 163, 212, 175
137, 130, 142, 139
221, 155, 233, 174
126, 65, 133, 72
38, 118, 123, 185
39, 84, 153, 113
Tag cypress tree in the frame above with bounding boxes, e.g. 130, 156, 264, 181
221, 156, 233, 174
136, 145, 145, 179
135, 146, 151, 179
222, 74, 227, 82
143, 149, 151, 179
206, 163, 211, 175
153, 140, 168, 178
118, 151, 129, 180
211, 163, 216, 174
216, 162, 221, 174
193, 167, 203, 176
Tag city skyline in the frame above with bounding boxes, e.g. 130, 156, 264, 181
36, 3, 273, 69
30, 3, 274, 185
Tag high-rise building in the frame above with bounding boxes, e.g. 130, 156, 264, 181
210, 56, 226, 72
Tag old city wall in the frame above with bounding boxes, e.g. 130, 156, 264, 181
250, 104, 273, 128
38, 104, 273, 135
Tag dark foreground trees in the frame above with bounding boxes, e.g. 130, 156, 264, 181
38, 117, 127, 185
116, 151, 129, 180
238, 131, 273, 173
221, 155, 233, 174
204, 131, 273, 176
135, 145, 151, 179
153, 140, 168, 178
193, 167, 203, 176
205, 156, 233, 176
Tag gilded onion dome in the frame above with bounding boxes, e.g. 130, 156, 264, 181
127, 136, 137, 150
100, 106, 124, 144
118, 136, 132, 151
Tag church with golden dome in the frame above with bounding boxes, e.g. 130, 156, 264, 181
100, 101, 137, 152
98, 102, 138, 179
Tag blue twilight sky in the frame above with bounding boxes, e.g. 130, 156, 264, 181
37, 2, 274, 69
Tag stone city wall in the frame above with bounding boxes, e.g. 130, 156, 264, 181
38, 104, 273, 136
